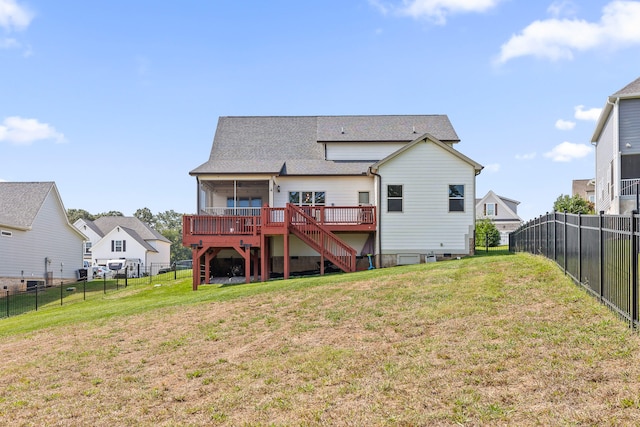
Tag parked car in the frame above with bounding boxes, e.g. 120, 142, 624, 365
93, 266, 112, 278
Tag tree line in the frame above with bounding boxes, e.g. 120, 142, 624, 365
67, 208, 191, 262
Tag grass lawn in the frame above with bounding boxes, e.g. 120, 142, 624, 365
1, 253, 639, 426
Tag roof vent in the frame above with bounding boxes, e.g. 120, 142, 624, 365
341, 127, 345, 134
412, 126, 416, 133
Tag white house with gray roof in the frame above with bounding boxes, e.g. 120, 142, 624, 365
475, 191, 522, 245
184, 115, 483, 288
592, 76, 640, 214
74, 216, 171, 273
0, 182, 87, 291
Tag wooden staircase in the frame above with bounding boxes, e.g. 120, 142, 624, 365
287, 204, 357, 273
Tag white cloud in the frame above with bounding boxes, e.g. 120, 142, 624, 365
0, 0, 33, 32
483, 163, 500, 173
496, 1, 640, 64
373, 0, 503, 24
0, 116, 65, 145
555, 119, 576, 130
0, 37, 19, 49
547, 0, 579, 18
574, 104, 602, 121
544, 141, 592, 162
368, 0, 390, 15
515, 152, 536, 160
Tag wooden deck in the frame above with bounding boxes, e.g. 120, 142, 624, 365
182, 205, 376, 289
183, 205, 376, 242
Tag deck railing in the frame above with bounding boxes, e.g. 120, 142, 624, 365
621, 179, 640, 196
200, 207, 262, 216
287, 204, 357, 273
184, 215, 260, 236
184, 205, 375, 237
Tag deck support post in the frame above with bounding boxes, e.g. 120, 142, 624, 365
284, 233, 290, 280
260, 235, 269, 282
253, 250, 259, 282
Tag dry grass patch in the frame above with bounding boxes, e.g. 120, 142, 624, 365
1, 253, 640, 426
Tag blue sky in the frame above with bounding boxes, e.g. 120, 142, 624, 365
2, 0, 640, 222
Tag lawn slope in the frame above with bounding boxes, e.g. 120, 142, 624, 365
1, 253, 639, 426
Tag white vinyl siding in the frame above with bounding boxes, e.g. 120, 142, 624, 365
90, 227, 170, 268
377, 140, 476, 254
620, 99, 640, 152
274, 176, 375, 207
269, 233, 371, 257
325, 142, 406, 161
0, 191, 85, 281
595, 110, 616, 214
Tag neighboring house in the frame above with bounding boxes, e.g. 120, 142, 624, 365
0, 182, 87, 291
592, 76, 640, 214
475, 190, 522, 245
184, 115, 483, 288
572, 179, 596, 204
73, 216, 171, 272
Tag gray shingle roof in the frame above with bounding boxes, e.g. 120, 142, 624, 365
612, 76, 640, 97
0, 182, 55, 230
91, 216, 171, 243
118, 226, 159, 253
317, 115, 459, 142
190, 115, 460, 176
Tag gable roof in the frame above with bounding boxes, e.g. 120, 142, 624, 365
91, 216, 171, 243
0, 182, 86, 237
75, 218, 104, 237
475, 190, 521, 220
592, 76, 640, 143
612, 76, 640, 98
370, 133, 483, 174
104, 225, 158, 253
190, 115, 461, 176
0, 182, 55, 230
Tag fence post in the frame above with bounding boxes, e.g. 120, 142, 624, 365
553, 212, 557, 263
35, 284, 38, 311
631, 210, 638, 328
538, 215, 542, 254
563, 211, 567, 275
578, 213, 582, 285
6, 290, 9, 318
599, 211, 604, 300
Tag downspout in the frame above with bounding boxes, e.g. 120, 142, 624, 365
369, 166, 382, 268
196, 176, 201, 214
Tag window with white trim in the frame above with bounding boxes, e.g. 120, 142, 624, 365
387, 185, 403, 212
358, 191, 370, 205
449, 185, 465, 212
289, 191, 325, 206
111, 240, 126, 252
484, 203, 497, 216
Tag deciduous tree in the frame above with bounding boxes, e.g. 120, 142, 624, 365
476, 218, 501, 247
553, 194, 594, 214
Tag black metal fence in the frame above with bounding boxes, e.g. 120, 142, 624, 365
0, 264, 193, 319
510, 211, 638, 328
